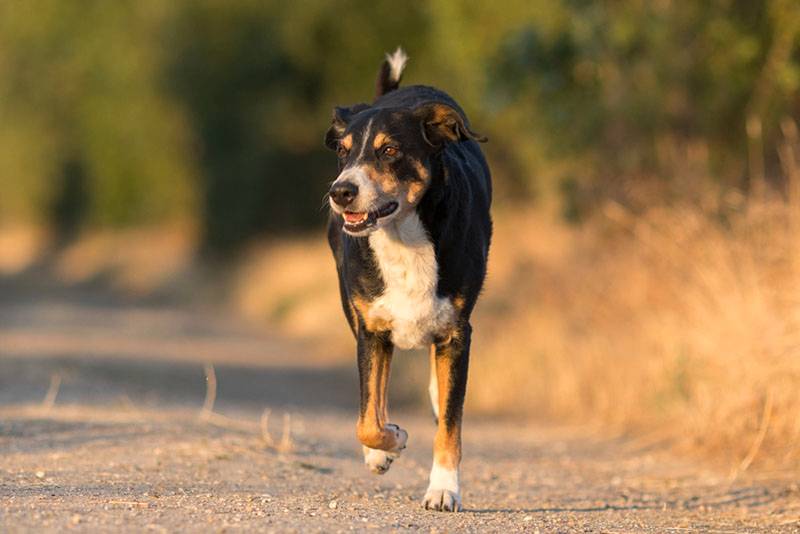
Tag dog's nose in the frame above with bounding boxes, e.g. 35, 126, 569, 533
329, 181, 359, 207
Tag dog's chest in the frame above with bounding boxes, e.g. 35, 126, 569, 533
367, 216, 454, 350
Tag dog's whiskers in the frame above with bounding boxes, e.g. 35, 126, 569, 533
319, 191, 333, 213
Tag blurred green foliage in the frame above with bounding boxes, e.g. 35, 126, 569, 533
0, 0, 798, 250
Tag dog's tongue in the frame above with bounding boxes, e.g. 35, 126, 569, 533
344, 211, 367, 224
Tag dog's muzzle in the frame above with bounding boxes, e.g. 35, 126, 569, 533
342, 201, 399, 233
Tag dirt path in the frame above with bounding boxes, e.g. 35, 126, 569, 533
1, 280, 799, 532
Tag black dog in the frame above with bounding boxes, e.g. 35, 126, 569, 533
325, 48, 491, 512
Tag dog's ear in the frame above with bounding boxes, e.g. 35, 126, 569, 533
415, 103, 487, 149
324, 104, 370, 149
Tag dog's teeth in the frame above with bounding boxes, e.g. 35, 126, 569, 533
345, 211, 368, 224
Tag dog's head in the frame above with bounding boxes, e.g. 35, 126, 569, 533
325, 103, 485, 236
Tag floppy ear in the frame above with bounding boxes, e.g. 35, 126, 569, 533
414, 102, 487, 148
324, 104, 370, 149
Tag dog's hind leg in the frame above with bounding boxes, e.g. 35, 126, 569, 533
428, 344, 439, 423
423, 323, 471, 512
355, 329, 407, 474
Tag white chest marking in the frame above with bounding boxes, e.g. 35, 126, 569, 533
367, 215, 454, 350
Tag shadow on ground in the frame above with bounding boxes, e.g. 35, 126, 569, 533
0, 356, 357, 413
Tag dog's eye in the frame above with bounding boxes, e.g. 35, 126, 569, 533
336, 144, 349, 159
380, 146, 400, 159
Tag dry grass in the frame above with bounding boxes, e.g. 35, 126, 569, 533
55, 225, 197, 294
232, 236, 351, 355
0, 223, 195, 294
471, 201, 800, 470
0, 225, 49, 275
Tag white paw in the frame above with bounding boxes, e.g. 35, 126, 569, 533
363, 446, 398, 474
422, 463, 461, 511
422, 488, 462, 512
362, 424, 407, 475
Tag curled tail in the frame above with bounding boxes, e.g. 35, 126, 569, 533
375, 47, 408, 100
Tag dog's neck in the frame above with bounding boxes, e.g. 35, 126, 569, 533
373, 212, 429, 245
367, 212, 453, 350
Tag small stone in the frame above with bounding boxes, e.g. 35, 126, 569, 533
35, 471, 45, 479
328, 500, 338, 509
523, 515, 533, 522
71, 514, 81, 525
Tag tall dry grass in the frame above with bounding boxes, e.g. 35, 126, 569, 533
463, 120, 800, 470
471, 200, 800, 470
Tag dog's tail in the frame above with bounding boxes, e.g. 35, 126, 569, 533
375, 47, 408, 100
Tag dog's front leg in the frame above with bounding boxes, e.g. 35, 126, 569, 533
423, 322, 471, 512
355, 329, 407, 474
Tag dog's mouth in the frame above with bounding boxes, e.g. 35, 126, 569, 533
343, 201, 399, 233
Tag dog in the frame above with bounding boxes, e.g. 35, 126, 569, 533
324, 48, 492, 512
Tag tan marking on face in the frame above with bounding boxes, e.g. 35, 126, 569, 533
406, 181, 425, 204
412, 159, 430, 181
366, 167, 400, 196
406, 159, 432, 204
352, 295, 392, 333
372, 132, 393, 149
341, 134, 353, 150
451, 294, 466, 312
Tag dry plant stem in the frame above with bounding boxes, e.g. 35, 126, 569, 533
279, 413, 293, 453
260, 409, 275, 447
730, 389, 774, 483
117, 393, 138, 413
206, 410, 293, 452
201, 363, 217, 419
259, 409, 294, 453
198, 365, 293, 452
41, 374, 61, 411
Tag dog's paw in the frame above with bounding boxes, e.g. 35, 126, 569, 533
422, 488, 462, 512
363, 446, 397, 474
423, 464, 461, 511
362, 423, 407, 475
